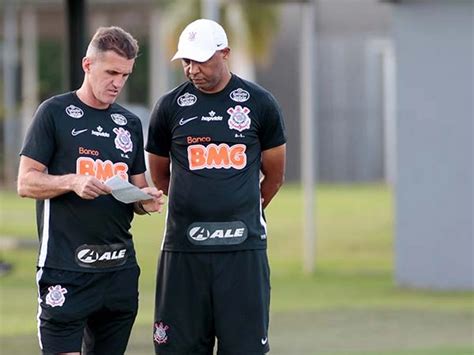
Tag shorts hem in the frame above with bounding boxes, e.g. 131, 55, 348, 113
161, 246, 267, 253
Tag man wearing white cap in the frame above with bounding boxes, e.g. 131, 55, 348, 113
146, 18, 286, 355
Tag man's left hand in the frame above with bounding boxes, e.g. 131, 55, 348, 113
139, 187, 165, 214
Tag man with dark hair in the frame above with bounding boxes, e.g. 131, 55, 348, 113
17, 26, 164, 355
89, 26, 139, 60
147, 19, 286, 355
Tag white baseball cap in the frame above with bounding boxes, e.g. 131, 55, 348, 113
171, 19, 228, 62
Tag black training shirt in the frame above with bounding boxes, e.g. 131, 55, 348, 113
146, 74, 286, 252
21, 92, 146, 272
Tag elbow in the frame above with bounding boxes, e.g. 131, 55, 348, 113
279, 174, 285, 189
275, 174, 285, 191
17, 183, 28, 198
280, 171, 286, 186
262, 171, 285, 190
275, 170, 285, 188
17, 176, 31, 198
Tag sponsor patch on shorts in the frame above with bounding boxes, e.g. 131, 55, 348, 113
187, 221, 248, 246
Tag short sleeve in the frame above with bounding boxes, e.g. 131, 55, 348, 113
259, 92, 287, 151
20, 100, 57, 166
146, 96, 171, 157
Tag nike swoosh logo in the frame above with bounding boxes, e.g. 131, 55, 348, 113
71, 128, 88, 136
179, 116, 198, 126
261, 337, 268, 345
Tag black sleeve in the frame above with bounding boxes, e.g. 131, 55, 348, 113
259, 92, 287, 151
20, 100, 56, 166
145, 96, 171, 157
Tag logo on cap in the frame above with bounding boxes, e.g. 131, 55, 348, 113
188, 31, 197, 41
172, 19, 229, 62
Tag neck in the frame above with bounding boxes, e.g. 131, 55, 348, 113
76, 83, 109, 110
199, 70, 232, 94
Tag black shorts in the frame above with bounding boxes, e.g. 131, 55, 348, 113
153, 250, 271, 355
36, 266, 140, 354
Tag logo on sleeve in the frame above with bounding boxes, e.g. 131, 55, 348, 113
227, 105, 251, 132
65, 105, 84, 119
113, 127, 133, 153
230, 88, 250, 102
45, 285, 68, 307
111, 113, 128, 126
177, 92, 197, 107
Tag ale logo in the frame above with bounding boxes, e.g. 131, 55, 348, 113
75, 244, 128, 268
187, 221, 248, 246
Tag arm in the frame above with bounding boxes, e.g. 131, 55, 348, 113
130, 173, 165, 215
260, 144, 286, 209
147, 153, 171, 196
17, 155, 111, 200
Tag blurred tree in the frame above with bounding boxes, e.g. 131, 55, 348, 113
127, 40, 149, 104
38, 40, 64, 101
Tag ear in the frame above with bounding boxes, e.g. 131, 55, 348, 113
221, 47, 231, 60
82, 57, 92, 73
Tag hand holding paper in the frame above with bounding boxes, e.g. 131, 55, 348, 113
105, 176, 153, 204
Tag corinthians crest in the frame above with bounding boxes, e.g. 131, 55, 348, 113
227, 105, 251, 132
153, 322, 169, 344
45, 285, 68, 307
113, 127, 133, 153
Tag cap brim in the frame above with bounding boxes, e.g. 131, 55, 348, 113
171, 48, 215, 62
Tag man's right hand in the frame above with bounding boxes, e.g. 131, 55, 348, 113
71, 175, 112, 199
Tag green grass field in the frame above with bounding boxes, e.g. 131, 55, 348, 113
0, 184, 473, 354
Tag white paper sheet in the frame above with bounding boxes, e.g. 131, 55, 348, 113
105, 176, 152, 204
